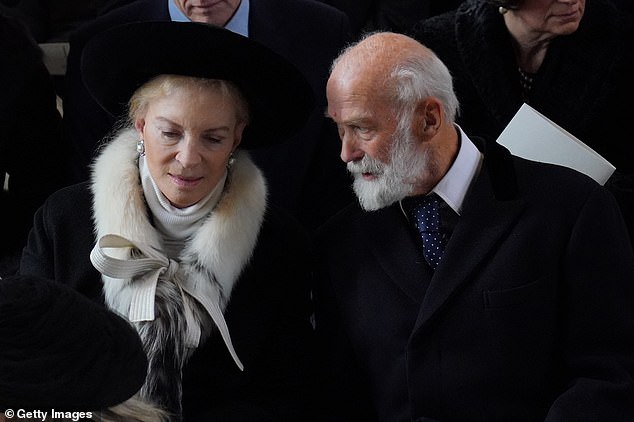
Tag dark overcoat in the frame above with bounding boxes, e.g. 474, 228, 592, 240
313, 140, 634, 421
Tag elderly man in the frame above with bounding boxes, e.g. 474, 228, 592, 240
62, 0, 353, 230
313, 32, 634, 421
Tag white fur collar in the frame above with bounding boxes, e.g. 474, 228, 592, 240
91, 127, 267, 329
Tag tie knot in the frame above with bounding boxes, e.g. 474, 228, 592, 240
407, 195, 441, 234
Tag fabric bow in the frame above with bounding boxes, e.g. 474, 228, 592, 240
90, 234, 244, 371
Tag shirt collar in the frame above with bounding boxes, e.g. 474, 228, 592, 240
225, 0, 249, 36
432, 125, 483, 215
168, 0, 249, 36
168, 0, 190, 22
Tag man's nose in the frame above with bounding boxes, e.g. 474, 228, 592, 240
340, 135, 364, 163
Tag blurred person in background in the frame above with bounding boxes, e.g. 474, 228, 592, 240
0, 11, 69, 277
413, 0, 634, 246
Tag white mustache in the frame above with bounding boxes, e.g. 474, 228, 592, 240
347, 156, 385, 176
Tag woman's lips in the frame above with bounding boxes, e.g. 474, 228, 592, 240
169, 174, 203, 188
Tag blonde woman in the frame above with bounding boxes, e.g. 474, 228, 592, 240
20, 22, 315, 421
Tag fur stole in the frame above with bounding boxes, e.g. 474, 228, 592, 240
90, 128, 267, 417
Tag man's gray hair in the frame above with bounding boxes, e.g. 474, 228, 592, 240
331, 32, 460, 124
389, 52, 459, 124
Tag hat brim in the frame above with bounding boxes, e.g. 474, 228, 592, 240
81, 21, 315, 149
0, 276, 147, 412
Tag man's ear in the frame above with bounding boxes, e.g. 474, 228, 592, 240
413, 97, 442, 140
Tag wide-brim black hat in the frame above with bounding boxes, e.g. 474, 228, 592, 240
0, 275, 147, 412
81, 21, 314, 149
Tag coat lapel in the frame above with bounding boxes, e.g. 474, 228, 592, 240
412, 141, 525, 334
363, 206, 432, 304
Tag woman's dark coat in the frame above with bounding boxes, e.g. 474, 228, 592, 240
413, 0, 634, 243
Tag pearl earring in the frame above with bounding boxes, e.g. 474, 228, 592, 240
498, 6, 508, 14
136, 138, 145, 156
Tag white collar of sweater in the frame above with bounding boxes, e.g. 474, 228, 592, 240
138, 155, 227, 257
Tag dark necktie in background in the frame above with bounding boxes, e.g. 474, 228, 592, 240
406, 194, 448, 269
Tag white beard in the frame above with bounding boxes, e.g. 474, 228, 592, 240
349, 161, 412, 211
348, 124, 434, 211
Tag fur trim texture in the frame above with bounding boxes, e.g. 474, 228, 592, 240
90, 128, 267, 416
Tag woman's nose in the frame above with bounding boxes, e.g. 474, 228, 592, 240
175, 137, 202, 167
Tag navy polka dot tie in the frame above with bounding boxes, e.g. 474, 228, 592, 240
409, 195, 447, 269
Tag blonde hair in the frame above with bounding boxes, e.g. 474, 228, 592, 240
128, 74, 250, 126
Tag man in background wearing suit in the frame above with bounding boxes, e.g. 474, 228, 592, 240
63, 0, 353, 230
319, 0, 465, 36
314, 32, 634, 421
